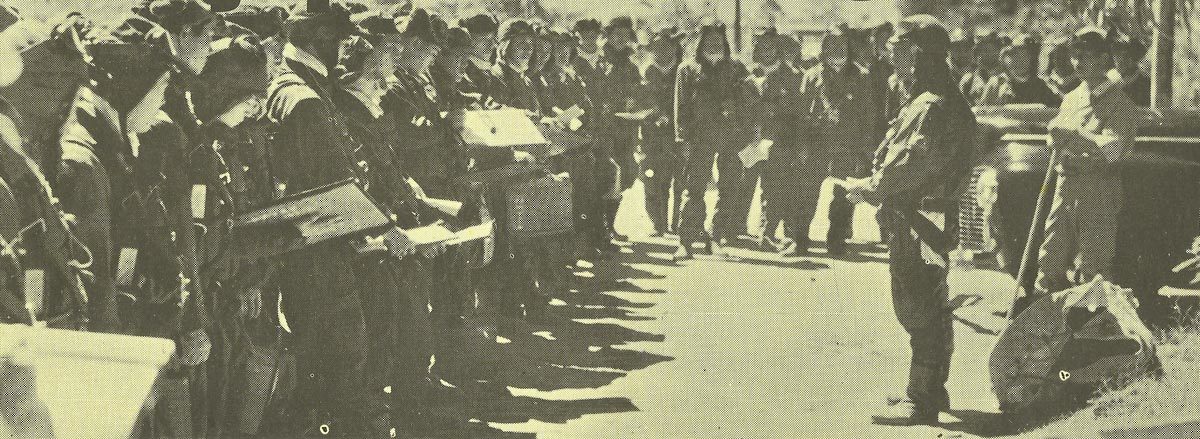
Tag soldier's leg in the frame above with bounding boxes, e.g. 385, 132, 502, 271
827, 153, 857, 253
1075, 175, 1123, 282
670, 141, 690, 233
735, 163, 762, 239
788, 152, 826, 252
887, 221, 954, 415
1033, 174, 1081, 297
279, 250, 378, 436
642, 139, 672, 234
714, 148, 745, 242
677, 142, 715, 246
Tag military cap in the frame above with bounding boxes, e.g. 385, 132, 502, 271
948, 27, 973, 49
285, 0, 354, 34
574, 18, 601, 34
891, 14, 950, 53
134, 0, 227, 33
974, 30, 1009, 48
754, 27, 779, 43
873, 21, 894, 38
89, 18, 176, 113
648, 25, 682, 47
1106, 28, 1146, 58
1001, 33, 1040, 57
1071, 26, 1109, 53
335, 34, 374, 81
443, 26, 472, 51
460, 14, 498, 36
202, 35, 269, 99
498, 18, 534, 43
220, 5, 285, 38
605, 16, 635, 36
399, 8, 444, 46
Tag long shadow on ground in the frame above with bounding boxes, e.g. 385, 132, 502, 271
428, 242, 674, 437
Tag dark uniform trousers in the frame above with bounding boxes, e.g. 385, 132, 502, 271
762, 143, 825, 246
641, 125, 684, 233
828, 151, 872, 246
886, 212, 953, 410
713, 133, 750, 242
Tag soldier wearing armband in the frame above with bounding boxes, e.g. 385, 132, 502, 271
844, 15, 975, 425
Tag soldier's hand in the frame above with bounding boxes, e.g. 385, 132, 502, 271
419, 242, 448, 259
239, 287, 264, 320
176, 329, 211, 366
385, 227, 417, 259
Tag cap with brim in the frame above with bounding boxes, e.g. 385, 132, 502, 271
1106, 29, 1146, 57
573, 18, 600, 34
221, 5, 284, 38
460, 14, 498, 36
1001, 34, 1039, 57
499, 18, 534, 43
605, 16, 634, 37
399, 9, 444, 46
286, 0, 354, 36
648, 26, 682, 47
1072, 26, 1109, 52
135, 0, 224, 33
891, 14, 950, 53
201, 35, 269, 111
443, 27, 471, 51
90, 29, 174, 113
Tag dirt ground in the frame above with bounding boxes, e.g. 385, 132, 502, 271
478, 179, 1024, 438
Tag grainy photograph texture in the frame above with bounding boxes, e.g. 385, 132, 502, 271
1, 0, 1199, 438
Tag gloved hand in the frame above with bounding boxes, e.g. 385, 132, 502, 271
175, 329, 211, 366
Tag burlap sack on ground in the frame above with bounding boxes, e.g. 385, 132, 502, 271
989, 275, 1161, 420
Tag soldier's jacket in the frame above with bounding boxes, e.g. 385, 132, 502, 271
868, 90, 976, 256
0, 97, 100, 329
189, 117, 279, 304
572, 48, 607, 110
337, 87, 425, 229
798, 63, 881, 156
740, 62, 803, 147
958, 70, 996, 106
1050, 77, 1138, 175
382, 69, 466, 191
592, 48, 645, 133
540, 63, 594, 130
977, 73, 1062, 107
458, 61, 501, 110
55, 88, 129, 331
126, 113, 211, 337
674, 58, 749, 144
486, 62, 542, 113
267, 58, 366, 193
642, 62, 677, 142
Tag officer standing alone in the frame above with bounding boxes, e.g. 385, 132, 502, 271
845, 15, 976, 426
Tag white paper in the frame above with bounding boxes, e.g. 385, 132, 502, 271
423, 198, 464, 217
24, 269, 45, 315
405, 223, 458, 246
738, 139, 772, 168
556, 105, 586, 125
191, 184, 207, 219
446, 220, 495, 246
116, 248, 138, 287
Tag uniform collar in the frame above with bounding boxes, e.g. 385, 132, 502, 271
345, 86, 384, 119
577, 48, 601, 69
283, 43, 329, 79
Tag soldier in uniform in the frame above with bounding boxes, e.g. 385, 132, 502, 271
641, 26, 684, 237
264, 1, 392, 435
673, 22, 748, 260
799, 26, 876, 255
977, 35, 1061, 107
1109, 30, 1150, 106
593, 17, 644, 244
1, 16, 105, 332
742, 29, 808, 253
189, 35, 277, 437
457, 14, 500, 108
572, 18, 605, 109
541, 27, 603, 260
844, 15, 976, 425
1024, 28, 1138, 312
1046, 40, 1081, 98
958, 31, 1007, 105
947, 29, 974, 85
